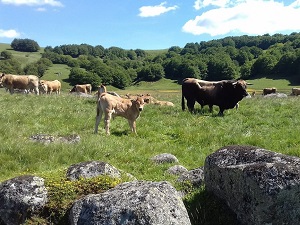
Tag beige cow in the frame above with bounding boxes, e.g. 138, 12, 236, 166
70, 84, 92, 94
94, 85, 148, 135
291, 88, 300, 96
39, 80, 61, 94
263, 87, 277, 95
0, 73, 39, 95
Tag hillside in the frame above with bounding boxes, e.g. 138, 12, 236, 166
1, 42, 300, 94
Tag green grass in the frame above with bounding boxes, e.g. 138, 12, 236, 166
2, 88, 300, 224
1, 89, 300, 182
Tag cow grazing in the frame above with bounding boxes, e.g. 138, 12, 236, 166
291, 88, 300, 96
39, 80, 61, 94
94, 85, 148, 135
0, 73, 39, 95
70, 84, 92, 94
263, 87, 277, 95
181, 78, 249, 116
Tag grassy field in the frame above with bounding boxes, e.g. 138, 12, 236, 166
1, 84, 300, 183
2, 44, 300, 223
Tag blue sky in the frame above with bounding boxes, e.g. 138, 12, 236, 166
1, 0, 300, 50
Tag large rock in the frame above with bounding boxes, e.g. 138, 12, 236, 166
66, 161, 121, 181
69, 180, 191, 225
205, 145, 300, 225
0, 175, 48, 225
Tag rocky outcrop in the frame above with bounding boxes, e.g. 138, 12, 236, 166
205, 145, 300, 225
29, 133, 80, 144
166, 165, 188, 175
69, 180, 191, 225
177, 167, 204, 188
0, 175, 48, 225
66, 161, 121, 181
151, 153, 179, 164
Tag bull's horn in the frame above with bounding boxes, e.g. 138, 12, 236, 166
246, 82, 253, 85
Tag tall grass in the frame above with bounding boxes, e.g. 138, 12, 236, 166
1, 89, 300, 183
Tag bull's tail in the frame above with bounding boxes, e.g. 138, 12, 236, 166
181, 93, 186, 111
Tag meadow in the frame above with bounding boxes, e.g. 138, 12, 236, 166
1, 77, 300, 224
1, 81, 300, 183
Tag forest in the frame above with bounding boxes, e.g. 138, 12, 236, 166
1, 32, 300, 89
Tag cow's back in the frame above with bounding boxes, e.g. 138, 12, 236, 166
3, 74, 30, 89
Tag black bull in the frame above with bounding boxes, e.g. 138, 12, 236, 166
181, 78, 251, 115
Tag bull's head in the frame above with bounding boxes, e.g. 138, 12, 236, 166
232, 81, 249, 97
235, 79, 253, 89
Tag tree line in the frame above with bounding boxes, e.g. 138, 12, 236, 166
1, 32, 300, 89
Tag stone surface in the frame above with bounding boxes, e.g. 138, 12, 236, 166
151, 153, 179, 164
166, 165, 188, 175
205, 145, 300, 225
69, 180, 191, 225
29, 133, 80, 144
177, 167, 204, 188
66, 160, 121, 181
0, 175, 48, 225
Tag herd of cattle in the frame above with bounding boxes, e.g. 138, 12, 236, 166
1, 73, 300, 134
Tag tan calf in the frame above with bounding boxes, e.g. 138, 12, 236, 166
40, 80, 61, 94
94, 87, 148, 135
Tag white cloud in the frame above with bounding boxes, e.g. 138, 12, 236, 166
138, 2, 178, 17
1, 0, 63, 7
0, 29, 20, 38
183, 0, 300, 36
194, 0, 230, 10
36, 7, 46, 11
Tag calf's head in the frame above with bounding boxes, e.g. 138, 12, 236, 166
132, 97, 149, 111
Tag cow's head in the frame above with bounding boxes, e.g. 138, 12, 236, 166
69, 86, 76, 93
132, 97, 148, 112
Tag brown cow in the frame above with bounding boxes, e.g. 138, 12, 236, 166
39, 80, 61, 94
0, 73, 39, 95
70, 84, 92, 94
263, 87, 277, 95
94, 85, 148, 135
182, 78, 249, 116
291, 88, 300, 96
182, 78, 251, 114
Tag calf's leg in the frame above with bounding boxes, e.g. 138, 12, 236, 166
94, 105, 103, 134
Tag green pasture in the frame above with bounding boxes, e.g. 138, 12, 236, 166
1, 86, 300, 183
1, 77, 300, 224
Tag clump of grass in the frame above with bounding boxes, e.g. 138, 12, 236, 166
26, 173, 122, 224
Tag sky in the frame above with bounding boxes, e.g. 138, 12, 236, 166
1, 0, 300, 50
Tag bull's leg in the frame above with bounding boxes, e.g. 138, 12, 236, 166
186, 100, 195, 113
128, 120, 137, 134
9, 87, 14, 94
218, 107, 225, 116
94, 106, 103, 134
